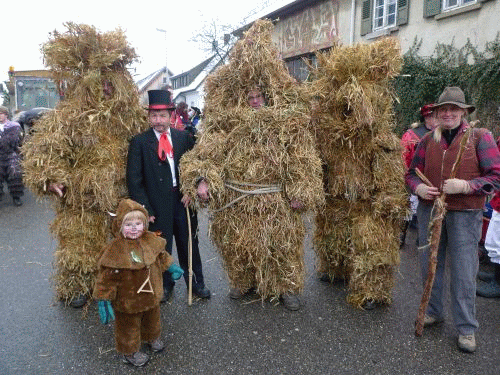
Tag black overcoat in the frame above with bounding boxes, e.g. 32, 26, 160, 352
126, 127, 195, 241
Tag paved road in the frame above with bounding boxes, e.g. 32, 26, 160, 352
1, 191, 499, 374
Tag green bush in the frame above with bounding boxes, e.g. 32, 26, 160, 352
392, 34, 500, 137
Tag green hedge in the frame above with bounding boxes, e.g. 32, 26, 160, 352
392, 34, 500, 137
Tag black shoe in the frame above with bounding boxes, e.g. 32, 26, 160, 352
362, 299, 377, 310
192, 284, 211, 299
477, 270, 495, 282
69, 294, 88, 308
161, 286, 174, 303
319, 273, 331, 283
12, 197, 22, 207
281, 293, 301, 311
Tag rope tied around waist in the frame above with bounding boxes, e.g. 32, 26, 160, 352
212, 180, 282, 213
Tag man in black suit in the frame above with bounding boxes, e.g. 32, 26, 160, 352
126, 90, 210, 301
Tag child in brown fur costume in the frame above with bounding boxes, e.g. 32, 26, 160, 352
93, 198, 184, 367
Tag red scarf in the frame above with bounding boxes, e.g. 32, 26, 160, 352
158, 132, 173, 161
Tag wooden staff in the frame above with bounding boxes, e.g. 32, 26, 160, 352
186, 206, 193, 306
414, 126, 473, 336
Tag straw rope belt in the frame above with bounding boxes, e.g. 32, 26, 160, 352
212, 180, 282, 213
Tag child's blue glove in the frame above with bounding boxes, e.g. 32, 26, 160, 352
98, 300, 115, 324
167, 264, 184, 281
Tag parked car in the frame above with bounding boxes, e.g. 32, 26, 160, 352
15, 107, 52, 135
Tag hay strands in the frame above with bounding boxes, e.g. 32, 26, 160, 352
414, 126, 473, 337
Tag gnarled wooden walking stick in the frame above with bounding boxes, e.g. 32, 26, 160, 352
186, 206, 193, 306
414, 125, 474, 337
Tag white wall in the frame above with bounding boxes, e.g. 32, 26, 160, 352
356, 1, 500, 56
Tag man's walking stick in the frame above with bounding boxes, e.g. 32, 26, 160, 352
414, 127, 473, 336
186, 206, 193, 306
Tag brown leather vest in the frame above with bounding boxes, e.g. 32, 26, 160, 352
423, 127, 486, 210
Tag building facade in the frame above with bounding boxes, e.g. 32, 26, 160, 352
241, 0, 498, 81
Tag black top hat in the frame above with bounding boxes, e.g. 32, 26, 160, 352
147, 90, 176, 110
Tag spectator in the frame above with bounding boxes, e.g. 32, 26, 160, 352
400, 104, 437, 245
0, 106, 24, 206
477, 136, 500, 298
405, 86, 500, 353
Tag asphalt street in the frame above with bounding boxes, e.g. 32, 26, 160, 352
1, 191, 499, 375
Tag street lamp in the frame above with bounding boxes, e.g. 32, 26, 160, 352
156, 28, 170, 87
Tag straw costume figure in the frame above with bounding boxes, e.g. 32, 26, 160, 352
22, 23, 148, 307
179, 19, 324, 310
308, 38, 408, 309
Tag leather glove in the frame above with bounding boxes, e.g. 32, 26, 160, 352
167, 264, 184, 281
98, 300, 115, 324
443, 178, 471, 195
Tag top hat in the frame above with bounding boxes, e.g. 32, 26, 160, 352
147, 90, 176, 111
433, 87, 475, 114
419, 104, 435, 117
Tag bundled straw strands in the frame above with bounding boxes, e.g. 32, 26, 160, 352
306, 38, 408, 308
180, 19, 325, 298
22, 23, 148, 302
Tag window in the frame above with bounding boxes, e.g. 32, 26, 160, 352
285, 54, 316, 82
373, 0, 398, 30
424, 0, 490, 18
361, 0, 409, 36
443, 0, 476, 11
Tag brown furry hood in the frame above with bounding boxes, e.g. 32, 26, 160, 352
111, 198, 149, 238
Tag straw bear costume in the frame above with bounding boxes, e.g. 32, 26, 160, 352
21, 23, 147, 304
180, 20, 324, 298
309, 39, 408, 308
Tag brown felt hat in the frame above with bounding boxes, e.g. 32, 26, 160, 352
433, 87, 475, 114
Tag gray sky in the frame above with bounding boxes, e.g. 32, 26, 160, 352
1, 0, 290, 86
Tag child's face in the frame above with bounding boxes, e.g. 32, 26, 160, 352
122, 219, 145, 239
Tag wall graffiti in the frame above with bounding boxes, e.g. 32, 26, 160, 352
274, 0, 340, 59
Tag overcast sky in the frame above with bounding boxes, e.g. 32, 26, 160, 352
1, 0, 290, 86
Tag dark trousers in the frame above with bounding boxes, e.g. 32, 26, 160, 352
0, 156, 24, 198
163, 191, 205, 290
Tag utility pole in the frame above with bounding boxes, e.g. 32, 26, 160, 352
156, 28, 170, 87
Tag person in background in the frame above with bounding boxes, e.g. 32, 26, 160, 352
476, 136, 500, 298
400, 104, 438, 245
189, 106, 202, 128
170, 101, 190, 131
0, 106, 24, 206
405, 87, 500, 353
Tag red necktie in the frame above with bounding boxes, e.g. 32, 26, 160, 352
158, 133, 173, 161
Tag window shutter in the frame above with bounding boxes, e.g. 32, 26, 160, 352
397, 0, 409, 26
361, 0, 373, 36
423, 0, 441, 18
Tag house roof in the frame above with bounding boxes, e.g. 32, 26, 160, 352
135, 66, 175, 93
172, 52, 228, 100
233, 0, 320, 37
